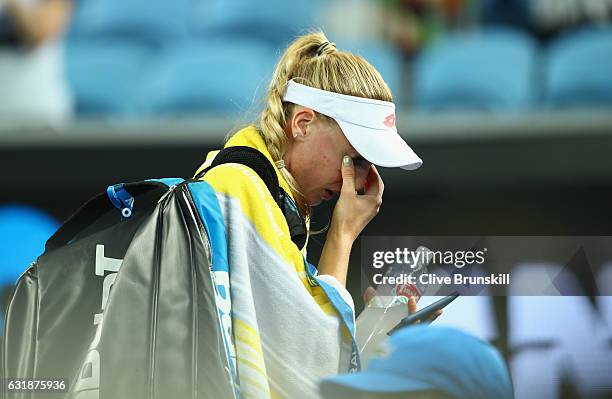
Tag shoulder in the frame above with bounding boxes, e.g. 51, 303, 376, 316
201, 163, 290, 239
202, 162, 273, 205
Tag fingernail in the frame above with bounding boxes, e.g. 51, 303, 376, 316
343, 155, 351, 167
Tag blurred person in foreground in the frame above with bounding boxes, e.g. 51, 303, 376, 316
0, 0, 72, 124
319, 325, 514, 399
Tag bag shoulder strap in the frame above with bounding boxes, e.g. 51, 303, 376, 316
194, 146, 308, 250
194, 146, 282, 206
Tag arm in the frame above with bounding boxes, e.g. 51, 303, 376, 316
317, 227, 353, 288
5, 0, 71, 47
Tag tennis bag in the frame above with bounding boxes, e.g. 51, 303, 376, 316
2, 147, 304, 399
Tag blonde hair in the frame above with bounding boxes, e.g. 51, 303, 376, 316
257, 31, 393, 220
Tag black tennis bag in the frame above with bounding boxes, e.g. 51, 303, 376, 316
1, 147, 303, 399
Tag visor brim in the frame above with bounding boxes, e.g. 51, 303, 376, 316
336, 119, 423, 170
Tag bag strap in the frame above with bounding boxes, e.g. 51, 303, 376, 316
194, 146, 282, 206
195, 146, 308, 250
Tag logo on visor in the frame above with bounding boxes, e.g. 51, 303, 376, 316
384, 113, 396, 128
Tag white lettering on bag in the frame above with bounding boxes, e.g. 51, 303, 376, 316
74, 245, 123, 399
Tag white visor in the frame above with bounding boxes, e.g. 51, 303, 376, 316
283, 80, 422, 170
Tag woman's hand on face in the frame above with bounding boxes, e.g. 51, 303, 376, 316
330, 156, 384, 244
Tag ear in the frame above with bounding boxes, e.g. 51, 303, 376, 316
287, 106, 315, 142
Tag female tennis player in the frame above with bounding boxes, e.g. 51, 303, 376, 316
195, 31, 423, 399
